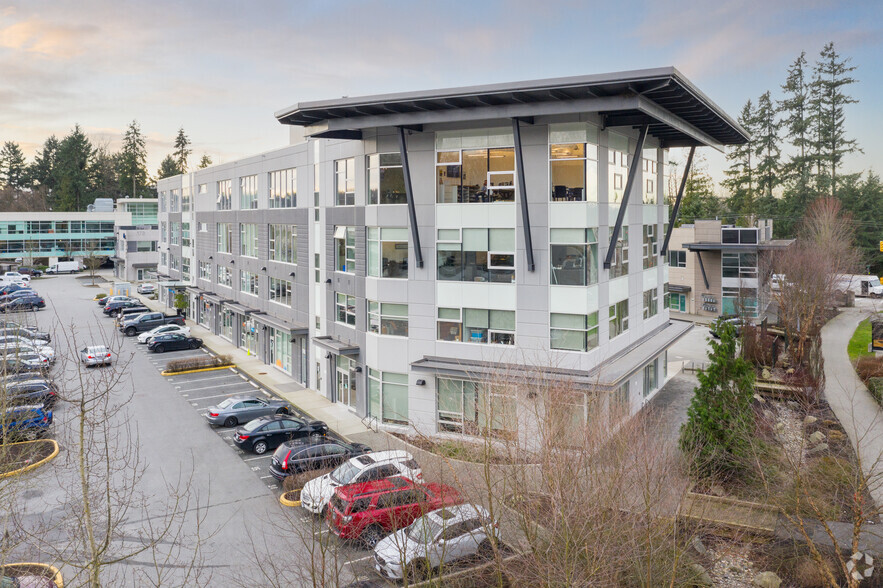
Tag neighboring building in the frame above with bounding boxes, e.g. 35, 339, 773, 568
0, 210, 121, 265
112, 198, 159, 282
156, 67, 750, 443
667, 219, 792, 319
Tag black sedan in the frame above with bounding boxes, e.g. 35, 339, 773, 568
6, 381, 57, 408
0, 296, 45, 312
269, 438, 371, 481
0, 284, 29, 296
147, 333, 203, 353
233, 415, 329, 455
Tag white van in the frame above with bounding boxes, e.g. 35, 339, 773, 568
45, 261, 80, 274
835, 274, 883, 298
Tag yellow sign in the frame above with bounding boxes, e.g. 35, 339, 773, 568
879, 240, 883, 252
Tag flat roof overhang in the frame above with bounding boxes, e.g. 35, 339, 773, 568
684, 240, 794, 252
252, 312, 309, 335
275, 67, 749, 151
313, 336, 359, 356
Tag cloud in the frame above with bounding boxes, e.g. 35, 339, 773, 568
0, 17, 98, 58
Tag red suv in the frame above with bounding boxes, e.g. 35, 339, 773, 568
327, 477, 461, 548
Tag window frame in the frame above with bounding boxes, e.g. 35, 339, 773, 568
609, 299, 629, 339
335, 293, 356, 326
367, 301, 408, 337
335, 158, 356, 206
268, 168, 296, 209
239, 175, 258, 210
239, 223, 258, 258
268, 277, 292, 307
334, 226, 356, 273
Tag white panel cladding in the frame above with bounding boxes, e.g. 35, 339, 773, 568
643, 268, 658, 291
550, 286, 588, 315
365, 277, 410, 304
609, 275, 629, 303
663, 264, 670, 283
642, 205, 658, 225
548, 202, 599, 228
435, 203, 516, 229
436, 282, 517, 310
722, 277, 758, 289
365, 334, 409, 373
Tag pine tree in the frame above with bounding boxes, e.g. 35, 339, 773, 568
808, 69, 828, 195
29, 136, 60, 193
778, 52, 814, 237
813, 42, 860, 197
156, 155, 180, 179
172, 127, 191, 174
197, 154, 213, 169
118, 120, 149, 198
722, 100, 758, 224
90, 146, 120, 200
0, 142, 27, 189
753, 91, 780, 200
55, 125, 94, 211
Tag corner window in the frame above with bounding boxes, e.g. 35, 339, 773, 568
368, 154, 405, 205
335, 293, 356, 326
367, 301, 408, 337
240, 175, 258, 209
643, 288, 658, 320
642, 225, 658, 269
437, 228, 515, 283
609, 299, 629, 339
269, 168, 296, 208
609, 226, 629, 279
436, 148, 515, 203
217, 180, 232, 210
334, 226, 356, 273
550, 312, 599, 351
550, 228, 598, 286
436, 307, 515, 345
367, 227, 408, 278
335, 158, 355, 206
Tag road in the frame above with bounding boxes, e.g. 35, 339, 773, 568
5, 274, 378, 586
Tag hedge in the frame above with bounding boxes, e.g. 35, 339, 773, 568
164, 354, 233, 374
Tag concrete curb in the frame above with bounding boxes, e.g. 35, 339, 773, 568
0, 563, 64, 587
0, 439, 60, 480
161, 365, 233, 376
279, 489, 302, 508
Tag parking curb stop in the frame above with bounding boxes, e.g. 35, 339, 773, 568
279, 490, 301, 507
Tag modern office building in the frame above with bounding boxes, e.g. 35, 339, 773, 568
0, 209, 121, 265
666, 219, 792, 319
156, 67, 749, 442
111, 198, 159, 282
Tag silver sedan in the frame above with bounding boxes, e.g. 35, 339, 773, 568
203, 395, 291, 427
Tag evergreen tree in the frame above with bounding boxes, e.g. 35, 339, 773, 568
29, 136, 60, 194
722, 100, 758, 224
679, 319, 756, 480
813, 42, 860, 197
778, 52, 815, 237
0, 141, 27, 189
753, 91, 781, 200
197, 154, 213, 169
156, 155, 180, 179
172, 128, 191, 174
118, 120, 149, 198
808, 69, 828, 195
55, 125, 94, 211
675, 153, 722, 224
90, 146, 120, 200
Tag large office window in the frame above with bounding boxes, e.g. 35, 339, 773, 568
550, 312, 599, 351
642, 225, 658, 269
240, 271, 259, 296
368, 369, 408, 426
437, 378, 516, 439
643, 359, 658, 398
335, 158, 355, 206
668, 250, 687, 268
609, 226, 629, 279
367, 227, 407, 278
335, 293, 356, 326
217, 180, 232, 210
722, 252, 757, 279
240, 223, 258, 257
240, 175, 258, 209
643, 288, 658, 319
437, 228, 515, 283
334, 226, 356, 273
268, 278, 292, 306
269, 224, 297, 264
437, 307, 515, 345
549, 123, 599, 202
217, 265, 232, 288
436, 148, 515, 203
217, 223, 232, 254
269, 168, 296, 208
368, 154, 405, 204
722, 286, 759, 317
609, 299, 629, 339
367, 301, 408, 337
550, 228, 598, 286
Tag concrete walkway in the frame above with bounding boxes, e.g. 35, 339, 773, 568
820, 308, 883, 509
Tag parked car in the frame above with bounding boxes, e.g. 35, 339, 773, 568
0, 342, 55, 363
16, 266, 43, 277
373, 504, 500, 581
1, 272, 30, 285
45, 261, 79, 274
203, 394, 292, 427
0, 353, 49, 373
4, 381, 57, 409
0, 326, 50, 343
98, 295, 132, 307
102, 299, 145, 316
301, 450, 424, 516
114, 307, 150, 327
0, 290, 37, 303
233, 414, 328, 455
120, 311, 185, 336
710, 316, 750, 339
1, 371, 48, 384
0, 284, 31, 296
1, 405, 52, 440
137, 324, 191, 344
80, 345, 112, 366
327, 477, 461, 548
0, 296, 46, 312
147, 334, 202, 353
270, 438, 372, 481
137, 283, 157, 295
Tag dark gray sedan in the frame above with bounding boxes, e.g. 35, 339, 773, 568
203, 394, 291, 427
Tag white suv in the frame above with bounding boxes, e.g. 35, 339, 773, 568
300, 450, 423, 515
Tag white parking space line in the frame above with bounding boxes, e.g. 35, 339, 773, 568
344, 556, 373, 565
176, 383, 253, 394
243, 455, 271, 462
169, 374, 234, 384
259, 475, 274, 479
187, 391, 252, 401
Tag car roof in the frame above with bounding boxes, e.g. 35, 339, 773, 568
286, 438, 347, 452
345, 449, 411, 467
85, 345, 108, 352
335, 476, 413, 500
227, 394, 261, 402
425, 503, 487, 526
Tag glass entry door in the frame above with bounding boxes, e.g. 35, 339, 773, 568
336, 355, 356, 409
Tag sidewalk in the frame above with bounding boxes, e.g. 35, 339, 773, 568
820, 307, 883, 510
669, 310, 717, 326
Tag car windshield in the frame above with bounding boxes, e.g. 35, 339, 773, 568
330, 460, 362, 485
217, 398, 236, 409
242, 419, 265, 432
407, 516, 445, 543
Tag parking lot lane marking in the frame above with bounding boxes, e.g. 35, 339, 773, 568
262, 391, 270, 397
187, 391, 255, 402
243, 455, 270, 461
191, 403, 199, 407
251, 466, 261, 471
239, 375, 247, 380
344, 556, 373, 565
250, 382, 259, 388
169, 374, 234, 384
176, 383, 252, 394
230, 368, 238, 374
259, 475, 274, 479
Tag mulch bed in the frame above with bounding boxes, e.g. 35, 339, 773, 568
391, 433, 533, 465
0, 441, 55, 475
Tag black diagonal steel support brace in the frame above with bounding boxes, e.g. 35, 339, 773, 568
512, 118, 535, 272
696, 250, 710, 289
604, 124, 648, 269
660, 145, 695, 256
397, 126, 423, 268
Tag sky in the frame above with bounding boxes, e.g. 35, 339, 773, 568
0, 0, 881, 186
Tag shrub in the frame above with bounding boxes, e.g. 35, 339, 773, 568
281, 465, 335, 493
94, 293, 107, 299
855, 356, 883, 384
741, 325, 776, 366
868, 377, 883, 405
164, 354, 233, 373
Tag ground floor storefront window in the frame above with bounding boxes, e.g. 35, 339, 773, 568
198, 300, 211, 329
240, 316, 258, 356
269, 328, 292, 374
220, 310, 234, 341
437, 377, 516, 439
368, 369, 408, 425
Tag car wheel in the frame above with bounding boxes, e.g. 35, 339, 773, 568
253, 440, 268, 455
223, 417, 237, 428
126, 327, 137, 336
361, 525, 384, 549
407, 559, 429, 583
275, 407, 289, 415
154, 345, 164, 353
189, 340, 199, 349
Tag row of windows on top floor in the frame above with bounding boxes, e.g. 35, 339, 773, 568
158, 144, 664, 212
161, 222, 664, 283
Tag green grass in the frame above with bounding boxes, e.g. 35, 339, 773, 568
848, 318, 874, 362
